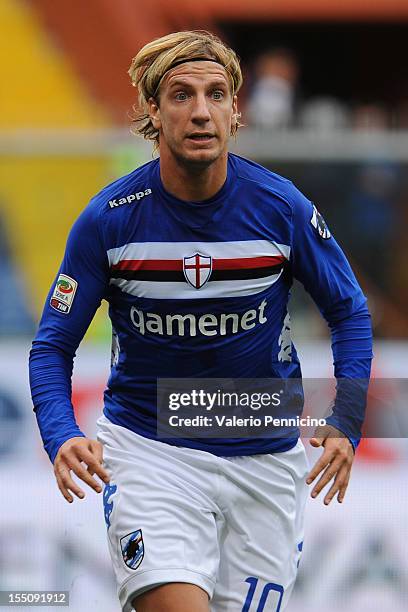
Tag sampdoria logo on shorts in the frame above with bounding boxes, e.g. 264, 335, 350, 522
120, 530, 144, 570
50, 273, 78, 314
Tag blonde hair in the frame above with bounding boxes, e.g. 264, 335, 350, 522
128, 30, 243, 144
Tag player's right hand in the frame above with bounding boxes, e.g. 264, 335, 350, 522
53, 437, 110, 503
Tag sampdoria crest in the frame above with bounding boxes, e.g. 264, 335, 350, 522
310, 205, 331, 240
120, 530, 144, 570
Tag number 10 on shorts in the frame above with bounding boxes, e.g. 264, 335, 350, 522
242, 577, 284, 612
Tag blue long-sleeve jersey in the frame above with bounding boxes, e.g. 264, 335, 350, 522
29, 154, 373, 463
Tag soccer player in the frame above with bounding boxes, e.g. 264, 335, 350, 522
29, 31, 373, 612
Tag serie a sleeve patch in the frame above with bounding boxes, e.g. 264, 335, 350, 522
50, 274, 78, 314
310, 204, 331, 240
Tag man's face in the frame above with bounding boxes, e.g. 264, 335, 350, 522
148, 61, 238, 168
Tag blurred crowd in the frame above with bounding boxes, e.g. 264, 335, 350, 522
244, 48, 408, 131
0, 213, 34, 336
238, 47, 408, 337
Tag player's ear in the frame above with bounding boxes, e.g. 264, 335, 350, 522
230, 95, 239, 135
148, 97, 161, 130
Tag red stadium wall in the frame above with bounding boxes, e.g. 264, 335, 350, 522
28, 0, 217, 123
205, 0, 408, 21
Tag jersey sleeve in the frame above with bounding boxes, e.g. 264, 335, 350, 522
289, 186, 373, 449
29, 201, 110, 463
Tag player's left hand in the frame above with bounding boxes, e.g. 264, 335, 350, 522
306, 425, 354, 505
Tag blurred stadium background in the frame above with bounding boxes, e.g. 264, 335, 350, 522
1, 0, 407, 610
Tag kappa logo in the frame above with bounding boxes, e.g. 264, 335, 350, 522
108, 188, 152, 209
50, 274, 78, 314
310, 204, 331, 240
120, 530, 144, 570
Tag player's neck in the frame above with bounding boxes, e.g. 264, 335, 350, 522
159, 151, 228, 202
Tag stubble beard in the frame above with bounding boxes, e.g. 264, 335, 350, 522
171, 138, 226, 173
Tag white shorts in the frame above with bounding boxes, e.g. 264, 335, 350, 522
97, 415, 308, 612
